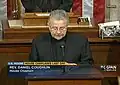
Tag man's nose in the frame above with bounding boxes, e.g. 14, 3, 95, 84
56, 29, 61, 34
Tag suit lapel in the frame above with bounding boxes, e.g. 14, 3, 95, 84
40, 34, 53, 61
46, 35, 53, 61
64, 34, 72, 61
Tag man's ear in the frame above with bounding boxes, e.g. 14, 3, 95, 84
47, 19, 50, 26
47, 22, 51, 30
47, 20, 49, 25
47, 22, 49, 26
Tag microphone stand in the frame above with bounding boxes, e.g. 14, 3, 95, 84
60, 45, 66, 73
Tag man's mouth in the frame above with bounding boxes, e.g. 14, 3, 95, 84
55, 34, 63, 37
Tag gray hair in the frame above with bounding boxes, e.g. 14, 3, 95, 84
48, 9, 69, 25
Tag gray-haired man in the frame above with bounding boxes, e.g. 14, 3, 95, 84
29, 9, 94, 65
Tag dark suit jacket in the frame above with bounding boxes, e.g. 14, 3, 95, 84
29, 33, 93, 65
21, 0, 73, 12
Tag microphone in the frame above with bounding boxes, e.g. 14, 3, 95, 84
60, 41, 66, 73
60, 41, 65, 60
60, 45, 65, 58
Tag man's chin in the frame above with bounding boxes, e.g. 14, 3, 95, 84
54, 37, 63, 40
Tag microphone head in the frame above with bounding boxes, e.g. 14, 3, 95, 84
61, 45, 64, 48
59, 41, 65, 48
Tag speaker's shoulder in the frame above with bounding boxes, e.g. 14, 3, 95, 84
68, 33, 88, 42
32, 33, 51, 43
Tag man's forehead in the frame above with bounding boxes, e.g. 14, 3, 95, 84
49, 19, 67, 25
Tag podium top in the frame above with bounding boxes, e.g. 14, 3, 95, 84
26, 66, 103, 80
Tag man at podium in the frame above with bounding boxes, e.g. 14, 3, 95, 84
21, 0, 73, 12
29, 9, 94, 65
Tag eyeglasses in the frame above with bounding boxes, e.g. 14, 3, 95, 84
50, 26, 67, 31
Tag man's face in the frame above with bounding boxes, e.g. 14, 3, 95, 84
48, 19, 68, 40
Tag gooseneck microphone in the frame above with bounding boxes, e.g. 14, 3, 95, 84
60, 41, 65, 60
61, 45, 65, 58
60, 41, 66, 73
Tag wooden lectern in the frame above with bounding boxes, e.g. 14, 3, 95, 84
28, 79, 102, 85
27, 67, 103, 85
